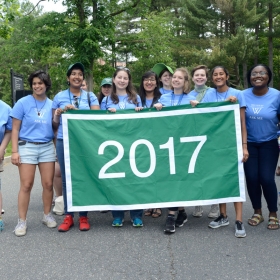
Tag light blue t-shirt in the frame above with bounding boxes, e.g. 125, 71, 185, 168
0, 100, 12, 143
242, 87, 280, 143
52, 89, 99, 139
158, 92, 193, 107
202, 87, 246, 108
160, 88, 173, 95
101, 94, 142, 110
11, 95, 54, 142
189, 87, 216, 103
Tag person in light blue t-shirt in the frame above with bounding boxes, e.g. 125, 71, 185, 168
11, 70, 56, 237
188, 65, 219, 220
191, 66, 249, 238
0, 100, 12, 231
52, 62, 100, 233
100, 68, 142, 112
154, 67, 191, 234
152, 63, 174, 95
243, 64, 280, 230
101, 67, 143, 227
138, 71, 162, 218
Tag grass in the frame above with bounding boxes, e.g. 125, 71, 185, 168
5, 142, 12, 157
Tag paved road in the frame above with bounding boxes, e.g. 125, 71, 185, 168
1, 160, 280, 280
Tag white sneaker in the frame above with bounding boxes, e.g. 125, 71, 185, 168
192, 206, 203, 217
14, 219, 27, 236
208, 204, 219, 218
42, 213, 57, 228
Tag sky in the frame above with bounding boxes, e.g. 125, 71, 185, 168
29, 0, 66, 13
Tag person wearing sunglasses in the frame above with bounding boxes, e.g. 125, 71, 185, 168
11, 70, 56, 236
139, 71, 162, 218
101, 67, 143, 227
97, 78, 113, 104
52, 62, 100, 232
242, 64, 280, 230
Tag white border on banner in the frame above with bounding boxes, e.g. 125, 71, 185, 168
62, 104, 246, 211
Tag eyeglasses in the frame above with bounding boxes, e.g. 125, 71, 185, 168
143, 78, 156, 83
251, 71, 268, 77
116, 67, 130, 73
102, 85, 112, 88
73, 96, 79, 108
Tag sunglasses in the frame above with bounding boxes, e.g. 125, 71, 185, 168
73, 96, 79, 108
116, 67, 130, 73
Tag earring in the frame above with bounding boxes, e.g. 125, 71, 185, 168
67, 81, 70, 86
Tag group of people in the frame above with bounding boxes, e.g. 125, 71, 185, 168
0, 62, 279, 239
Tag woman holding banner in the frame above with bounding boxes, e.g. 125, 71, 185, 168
11, 70, 56, 237
152, 63, 174, 95
243, 64, 280, 230
188, 65, 219, 219
154, 67, 192, 234
101, 67, 144, 227
139, 70, 162, 218
191, 66, 249, 238
52, 62, 100, 232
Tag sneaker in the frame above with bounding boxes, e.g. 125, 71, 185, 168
235, 221, 246, 238
79, 216, 90, 231
58, 215, 74, 232
112, 218, 123, 227
164, 216, 175, 233
131, 218, 143, 227
192, 206, 203, 217
208, 214, 229, 228
175, 211, 188, 227
42, 213, 57, 228
14, 219, 27, 236
0, 217, 4, 232
1, 209, 4, 214
208, 204, 219, 218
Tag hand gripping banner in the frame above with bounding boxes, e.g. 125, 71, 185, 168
62, 102, 246, 211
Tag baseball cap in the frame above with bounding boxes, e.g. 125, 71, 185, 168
67, 62, 85, 76
100, 77, 112, 87
152, 63, 174, 77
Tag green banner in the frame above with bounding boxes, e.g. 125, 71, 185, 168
62, 102, 245, 211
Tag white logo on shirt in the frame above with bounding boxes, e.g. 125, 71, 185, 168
34, 108, 46, 118
251, 104, 263, 114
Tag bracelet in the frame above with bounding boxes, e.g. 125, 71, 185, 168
242, 143, 247, 144
12, 151, 18, 153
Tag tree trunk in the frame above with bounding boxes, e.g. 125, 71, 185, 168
268, 2, 273, 87
243, 62, 248, 89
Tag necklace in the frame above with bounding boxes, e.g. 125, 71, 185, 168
171, 92, 184, 106
216, 89, 229, 102
33, 95, 47, 116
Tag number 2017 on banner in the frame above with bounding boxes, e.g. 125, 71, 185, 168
98, 136, 207, 179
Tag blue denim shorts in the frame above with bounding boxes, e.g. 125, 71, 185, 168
18, 141, 56, 164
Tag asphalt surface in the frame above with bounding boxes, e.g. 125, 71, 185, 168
1, 160, 280, 280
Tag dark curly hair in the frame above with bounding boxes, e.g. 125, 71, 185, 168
28, 70, 52, 92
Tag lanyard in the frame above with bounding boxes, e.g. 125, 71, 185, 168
171, 92, 184, 106
68, 89, 82, 108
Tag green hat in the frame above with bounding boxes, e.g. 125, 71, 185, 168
152, 63, 174, 77
100, 77, 112, 87
67, 62, 85, 76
